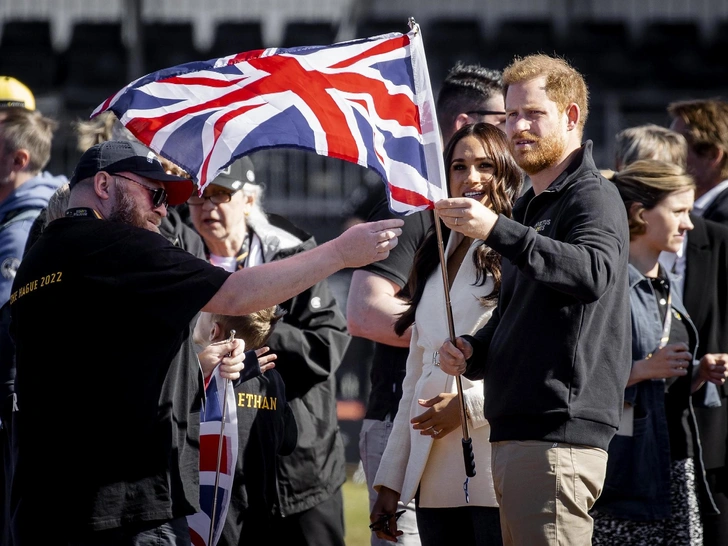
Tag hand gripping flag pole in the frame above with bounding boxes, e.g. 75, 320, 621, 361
432, 212, 477, 494
409, 17, 476, 499
209, 329, 236, 545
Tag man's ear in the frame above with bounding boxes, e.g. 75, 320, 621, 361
565, 103, 580, 132
210, 322, 224, 343
709, 146, 725, 170
11, 149, 30, 173
454, 113, 471, 132
242, 192, 255, 216
93, 172, 114, 201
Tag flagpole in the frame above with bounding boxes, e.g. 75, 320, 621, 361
433, 212, 476, 479
209, 329, 236, 545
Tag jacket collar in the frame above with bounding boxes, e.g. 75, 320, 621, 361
513, 140, 597, 214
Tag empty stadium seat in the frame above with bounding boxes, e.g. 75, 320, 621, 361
209, 21, 264, 58
354, 18, 409, 40
0, 20, 57, 92
62, 22, 128, 111
489, 19, 557, 68
423, 19, 487, 84
281, 21, 337, 48
143, 22, 200, 72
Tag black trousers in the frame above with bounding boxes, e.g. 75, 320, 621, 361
703, 467, 728, 546
415, 504, 502, 546
272, 487, 345, 546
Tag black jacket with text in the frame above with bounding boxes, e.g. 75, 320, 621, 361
228, 214, 350, 516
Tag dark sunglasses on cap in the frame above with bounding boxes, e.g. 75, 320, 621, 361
186, 192, 235, 206
115, 174, 168, 208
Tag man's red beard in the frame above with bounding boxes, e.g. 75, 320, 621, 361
509, 130, 567, 175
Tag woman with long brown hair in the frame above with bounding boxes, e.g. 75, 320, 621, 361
370, 123, 522, 545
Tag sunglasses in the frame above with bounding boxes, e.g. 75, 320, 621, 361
115, 174, 168, 208
369, 510, 406, 533
187, 192, 235, 206
466, 110, 506, 117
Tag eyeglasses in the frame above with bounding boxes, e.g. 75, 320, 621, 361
114, 174, 168, 208
466, 110, 506, 117
186, 192, 235, 206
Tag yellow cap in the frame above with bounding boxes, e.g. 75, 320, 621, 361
0, 76, 35, 110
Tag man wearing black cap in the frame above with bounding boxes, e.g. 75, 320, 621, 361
188, 157, 351, 546
8, 140, 402, 545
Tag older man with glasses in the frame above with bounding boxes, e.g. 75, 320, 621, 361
8, 140, 402, 545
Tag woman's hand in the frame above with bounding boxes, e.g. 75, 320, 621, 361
437, 337, 473, 377
628, 342, 691, 386
370, 486, 402, 543
435, 197, 499, 240
198, 338, 246, 380
411, 392, 460, 439
694, 353, 728, 392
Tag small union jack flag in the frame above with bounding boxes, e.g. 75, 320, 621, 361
187, 367, 238, 546
91, 21, 446, 215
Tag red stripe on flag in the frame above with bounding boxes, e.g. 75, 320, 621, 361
330, 35, 410, 69
199, 433, 229, 472
389, 184, 434, 208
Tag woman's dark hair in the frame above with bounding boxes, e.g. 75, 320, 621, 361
394, 123, 523, 336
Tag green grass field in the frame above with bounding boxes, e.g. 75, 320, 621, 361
343, 463, 371, 546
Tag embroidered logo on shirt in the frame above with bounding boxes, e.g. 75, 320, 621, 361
310, 296, 322, 309
534, 219, 551, 233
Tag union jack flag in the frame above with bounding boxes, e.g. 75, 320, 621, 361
187, 366, 238, 546
91, 22, 446, 215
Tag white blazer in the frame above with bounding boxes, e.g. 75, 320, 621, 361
374, 231, 498, 508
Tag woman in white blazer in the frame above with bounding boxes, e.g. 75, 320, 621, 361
370, 123, 523, 545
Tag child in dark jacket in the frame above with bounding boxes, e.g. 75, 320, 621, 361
193, 306, 298, 544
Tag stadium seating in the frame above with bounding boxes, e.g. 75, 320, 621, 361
208, 21, 265, 58
62, 22, 128, 111
143, 22, 200, 72
281, 21, 338, 48
0, 20, 57, 92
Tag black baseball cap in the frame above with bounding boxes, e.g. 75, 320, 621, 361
208, 157, 256, 192
69, 140, 194, 206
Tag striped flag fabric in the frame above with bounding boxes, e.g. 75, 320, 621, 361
187, 366, 238, 546
91, 21, 446, 215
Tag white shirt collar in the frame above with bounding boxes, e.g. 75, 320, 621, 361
694, 179, 728, 216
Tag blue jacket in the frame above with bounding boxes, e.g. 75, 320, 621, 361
0, 172, 67, 305
595, 264, 718, 521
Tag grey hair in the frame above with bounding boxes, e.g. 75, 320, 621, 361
241, 181, 268, 231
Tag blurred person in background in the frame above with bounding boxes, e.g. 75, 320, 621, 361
625, 107, 728, 546
591, 160, 727, 545
669, 99, 728, 225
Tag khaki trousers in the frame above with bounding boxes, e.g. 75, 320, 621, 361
491, 440, 608, 546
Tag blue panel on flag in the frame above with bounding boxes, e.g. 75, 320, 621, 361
372, 58, 415, 90
160, 111, 217, 176
380, 128, 428, 179
236, 107, 315, 154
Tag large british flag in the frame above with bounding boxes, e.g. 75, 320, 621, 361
187, 367, 238, 546
91, 22, 446, 215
